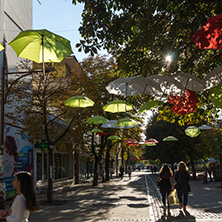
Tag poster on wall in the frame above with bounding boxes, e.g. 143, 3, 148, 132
3, 125, 33, 199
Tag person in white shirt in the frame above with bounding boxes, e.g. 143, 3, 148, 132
0, 171, 39, 222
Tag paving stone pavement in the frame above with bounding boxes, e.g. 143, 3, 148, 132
5, 171, 221, 222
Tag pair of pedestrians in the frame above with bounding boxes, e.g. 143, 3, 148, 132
157, 161, 191, 215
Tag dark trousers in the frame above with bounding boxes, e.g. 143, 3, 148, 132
177, 191, 188, 206
161, 190, 171, 206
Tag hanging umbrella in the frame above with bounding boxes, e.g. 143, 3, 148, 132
114, 118, 138, 128
103, 100, 133, 113
65, 96, 94, 108
173, 73, 205, 92
163, 136, 178, 142
138, 101, 164, 113
145, 138, 159, 144
144, 143, 156, 146
204, 66, 222, 90
124, 139, 138, 144
107, 135, 121, 140
0, 43, 4, 52
105, 77, 144, 97
185, 126, 201, 137
149, 75, 185, 96
101, 120, 138, 129
91, 128, 104, 134
191, 14, 222, 49
86, 116, 109, 125
199, 124, 213, 130
9, 29, 73, 78
168, 89, 199, 115
208, 82, 222, 108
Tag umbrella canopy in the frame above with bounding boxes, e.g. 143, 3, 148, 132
145, 138, 159, 144
185, 126, 201, 137
199, 124, 213, 130
149, 75, 185, 96
208, 82, 222, 108
107, 135, 121, 140
191, 14, 222, 49
91, 128, 104, 134
9, 29, 73, 63
168, 89, 199, 115
0, 43, 4, 51
139, 101, 164, 113
65, 96, 94, 108
105, 77, 144, 97
124, 139, 138, 144
101, 120, 138, 129
204, 66, 222, 90
114, 118, 138, 128
103, 100, 133, 113
163, 136, 178, 141
86, 116, 109, 125
173, 73, 205, 92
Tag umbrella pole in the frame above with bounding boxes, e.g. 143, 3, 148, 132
41, 35, 46, 81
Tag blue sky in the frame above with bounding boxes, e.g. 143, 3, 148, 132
33, 1, 88, 62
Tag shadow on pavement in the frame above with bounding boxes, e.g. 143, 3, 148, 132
156, 210, 196, 221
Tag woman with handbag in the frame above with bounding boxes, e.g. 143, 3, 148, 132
157, 163, 174, 215
174, 161, 191, 211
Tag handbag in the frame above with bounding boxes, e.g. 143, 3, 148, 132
168, 189, 179, 206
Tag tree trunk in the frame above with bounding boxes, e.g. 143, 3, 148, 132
116, 154, 119, 178
74, 150, 80, 184
220, 151, 222, 188
47, 146, 53, 203
86, 159, 90, 179
187, 151, 197, 180
105, 150, 110, 181
93, 156, 99, 186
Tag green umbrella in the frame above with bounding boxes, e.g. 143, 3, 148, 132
9, 29, 73, 64
86, 116, 109, 125
139, 101, 164, 113
185, 126, 201, 137
107, 135, 121, 140
65, 96, 94, 108
114, 118, 137, 127
163, 136, 178, 141
103, 100, 133, 113
91, 128, 104, 133
209, 83, 222, 108
0, 43, 4, 52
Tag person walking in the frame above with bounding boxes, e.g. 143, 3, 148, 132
127, 166, 132, 180
157, 163, 174, 215
174, 161, 191, 211
0, 171, 39, 221
120, 165, 124, 180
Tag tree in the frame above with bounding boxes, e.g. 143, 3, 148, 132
8, 59, 92, 203
73, 0, 222, 125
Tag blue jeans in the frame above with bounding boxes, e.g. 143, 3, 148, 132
177, 191, 188, 206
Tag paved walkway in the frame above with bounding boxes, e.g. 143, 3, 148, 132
15, 171, 222, 221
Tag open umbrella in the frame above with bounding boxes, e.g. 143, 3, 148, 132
9, 29, 73, 78
168, 89, 199, 115
191, 14, 222, 49
208, 82, 222, 108
65, 96, 94, 108
124, 139, 139, 146
101, 119, 138, 129
163, 136, 178, 142
145, 138, 159, 144
0, 43, 4, 52
114, 118, 138, 128
103, 100, 133, 113
107, 135, 121, 140
199, 124, 213, 130
138, 101, 164, 113
185, 126, 201, 137
173, 73, 205, 92
204, 66, 222, 90
91, 128, 104, 134
149, 75, 185, 96
86, 116, 109, 125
